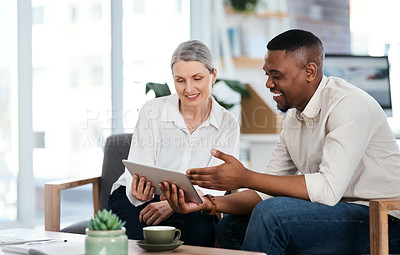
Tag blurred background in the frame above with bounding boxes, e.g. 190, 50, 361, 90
1, 0, 399, 230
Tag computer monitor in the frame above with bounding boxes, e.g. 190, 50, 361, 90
323, 54, 392, 117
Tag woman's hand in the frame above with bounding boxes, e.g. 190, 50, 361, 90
139, 200, 174, 225
159, 181, 210, 214
130, 174, 155, 202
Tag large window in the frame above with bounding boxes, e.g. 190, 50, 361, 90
31, 0, 112, 226
0, 0, 191, 229
122, 0, 190, 131
0, 0, 17, 224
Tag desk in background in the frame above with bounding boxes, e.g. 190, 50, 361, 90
0, 229, 265, 255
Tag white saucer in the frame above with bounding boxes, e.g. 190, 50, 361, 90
136, 240, 184, 252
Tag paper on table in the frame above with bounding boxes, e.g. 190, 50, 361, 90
2, 241, 84, 255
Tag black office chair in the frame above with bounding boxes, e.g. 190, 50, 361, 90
44, 133, 132, 234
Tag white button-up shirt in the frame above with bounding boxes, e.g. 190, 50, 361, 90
111, 93, 240, 207
261, 76, 400, 219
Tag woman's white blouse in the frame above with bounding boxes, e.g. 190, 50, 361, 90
110, 93, 240, 206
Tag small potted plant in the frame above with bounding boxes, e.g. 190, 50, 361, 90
85, 209, 128, 255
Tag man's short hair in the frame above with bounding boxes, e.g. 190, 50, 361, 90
267, 29, 324, 53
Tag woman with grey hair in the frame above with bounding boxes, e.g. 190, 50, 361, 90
108, 40, 240, 247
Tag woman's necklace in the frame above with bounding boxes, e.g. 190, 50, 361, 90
181, 99, 211, 133
182, 115, 197, 132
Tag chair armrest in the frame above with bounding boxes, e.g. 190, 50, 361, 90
369, 199, 400, 255
45, 176, 101, 232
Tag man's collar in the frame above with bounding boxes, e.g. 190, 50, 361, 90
296, 76, 328, 122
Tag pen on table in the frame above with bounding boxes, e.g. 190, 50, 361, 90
27, 239, 68, 245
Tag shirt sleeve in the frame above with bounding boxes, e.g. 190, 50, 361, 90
304, 95, 373, 206
124, 102, 159, 207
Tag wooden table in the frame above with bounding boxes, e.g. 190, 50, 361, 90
1, 229, 265, 255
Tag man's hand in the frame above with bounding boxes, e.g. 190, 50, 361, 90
186, 149, 249, 190
131, 174, 155, 202
139, 200, 174, 226
159, 182, 209, 214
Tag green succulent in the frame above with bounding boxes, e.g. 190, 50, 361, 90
87, 209, 126, 231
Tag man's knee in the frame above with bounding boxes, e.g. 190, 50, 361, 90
251, 197, 299, 225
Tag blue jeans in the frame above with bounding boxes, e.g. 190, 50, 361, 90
108, 186, 218, 247
217, 197, 400, 254
216, 214, 250, 249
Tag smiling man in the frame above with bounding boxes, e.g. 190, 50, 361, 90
160, 29, 400, 254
